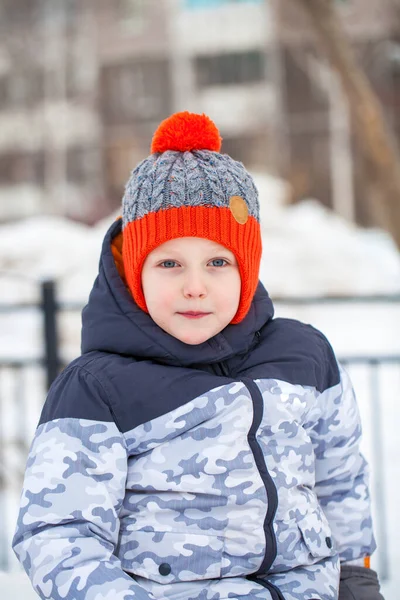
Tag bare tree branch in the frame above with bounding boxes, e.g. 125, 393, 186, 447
295, 0, 400, 246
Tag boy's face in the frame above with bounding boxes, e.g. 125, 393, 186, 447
141, 237, 241, 345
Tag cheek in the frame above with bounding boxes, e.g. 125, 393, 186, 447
157, 290, 177, 313
144, 276, 176, 312
218, 275, 241, 309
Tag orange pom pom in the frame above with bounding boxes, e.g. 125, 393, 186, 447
151, 111, 222, 154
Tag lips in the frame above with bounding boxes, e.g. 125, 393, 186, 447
177, 311, 211, 319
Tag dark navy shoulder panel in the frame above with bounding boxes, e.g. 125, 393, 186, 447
88, 351, 231, 433
235, 317, 340, 393
39, 353, 115, 426
40, 350, 230, 432
40, 316, 339, 430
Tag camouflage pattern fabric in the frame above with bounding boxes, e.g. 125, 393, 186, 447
13, 369, 374, 600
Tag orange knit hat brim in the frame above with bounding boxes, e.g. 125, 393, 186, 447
122, 205, 262, 324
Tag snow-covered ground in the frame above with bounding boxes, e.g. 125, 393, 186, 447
1, 174, 399, 598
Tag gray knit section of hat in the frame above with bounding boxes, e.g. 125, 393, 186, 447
122, 149, 259, 227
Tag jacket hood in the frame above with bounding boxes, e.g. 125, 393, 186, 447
81, 219, 274, 366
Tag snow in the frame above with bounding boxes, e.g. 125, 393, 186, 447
0, 173, 399, 598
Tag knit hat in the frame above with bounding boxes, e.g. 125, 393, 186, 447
122, 111, 262, 324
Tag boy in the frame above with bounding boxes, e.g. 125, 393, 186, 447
13, 112, 383, 600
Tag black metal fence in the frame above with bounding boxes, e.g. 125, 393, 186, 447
0, 284, 398, 581
0, 280, 82, 571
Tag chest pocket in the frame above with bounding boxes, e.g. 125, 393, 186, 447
122, 530, 224, 584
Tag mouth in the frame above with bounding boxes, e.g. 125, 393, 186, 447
177, 312, 211, 319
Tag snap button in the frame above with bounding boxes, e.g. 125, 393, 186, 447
158, 562, 171, 576
325, 536, 333, 549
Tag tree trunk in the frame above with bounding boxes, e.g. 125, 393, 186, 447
294, 0, 400, 247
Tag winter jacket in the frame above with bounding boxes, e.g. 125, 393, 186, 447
13, 219, 380, 600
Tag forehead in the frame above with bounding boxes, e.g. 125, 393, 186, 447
150, 237, 233, 256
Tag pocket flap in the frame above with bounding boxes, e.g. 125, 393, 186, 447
297, 508, 335, 559
122, 530, 224, 583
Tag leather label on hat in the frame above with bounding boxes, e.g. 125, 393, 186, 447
229, 196, 248, 224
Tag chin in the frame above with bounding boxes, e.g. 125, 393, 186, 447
176, 330, 214, 346
179, 336, 210, 346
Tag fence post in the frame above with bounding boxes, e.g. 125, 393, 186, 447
369, 360, 389, 581
41, 279, 60, 390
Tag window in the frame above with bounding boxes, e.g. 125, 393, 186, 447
195, 51, 265, 87
0, 0, 35, 29
0, 152, 45, 185
66, 147, 100, 185
221, 135, 254, 165
387, 41, 400, 74
117, 0, 148, 33
37, 0, 79, 29
0, 70, 45, 108
101, 59, 171, 125
0, 76, 8, 109
66, 48, 96, 98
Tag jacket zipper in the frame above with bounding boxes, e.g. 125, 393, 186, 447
216, 360, 230, 377
213, 363, 283, 596
240, 377, 278, 575
247, 576, 286, 600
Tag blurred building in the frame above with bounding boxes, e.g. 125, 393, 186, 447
97, 0, 172, 211
0, 0, 400, 225
0, 0, 279, 222
0, 0, 104, 223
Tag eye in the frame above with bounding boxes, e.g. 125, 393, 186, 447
160, 260, 178, 268
209, 258, 228, 267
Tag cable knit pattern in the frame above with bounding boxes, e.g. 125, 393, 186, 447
122, 150, 259, 226
183, 151, 208, 207
167, 154, 187, 210
193, 152, 225, 208
122, 156, 157, 222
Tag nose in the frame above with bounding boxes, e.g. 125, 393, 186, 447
182, 269, 207, 299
